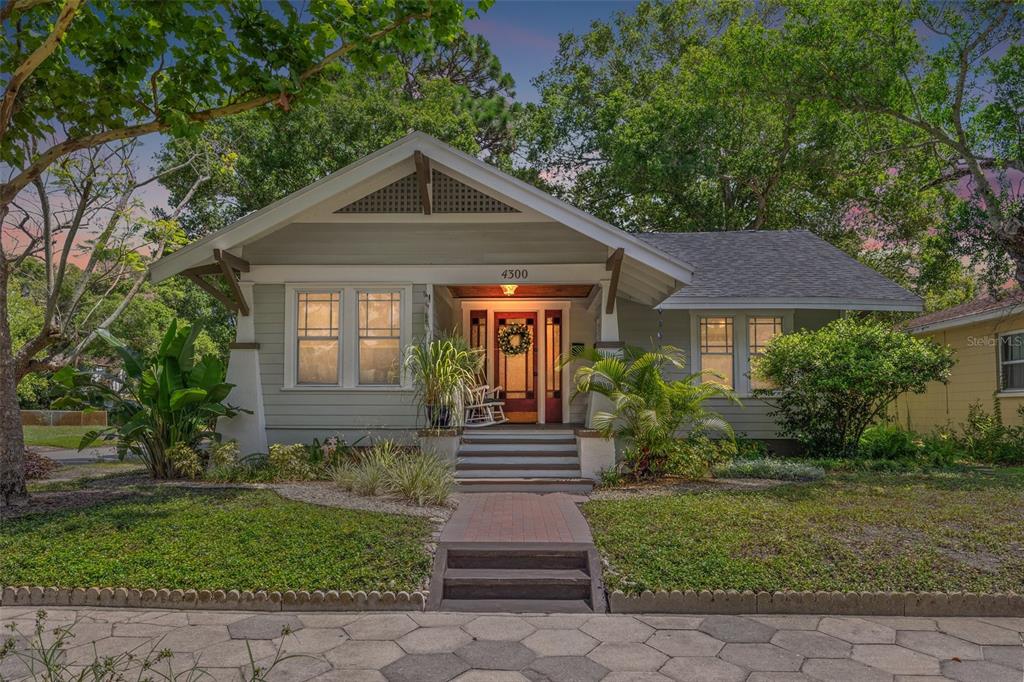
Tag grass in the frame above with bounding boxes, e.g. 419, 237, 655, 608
23, 425, 102, 449
26, 462, 147, 492
712, 458, 825, 481
0, 487, 434, 592
583, 467, 1024, 594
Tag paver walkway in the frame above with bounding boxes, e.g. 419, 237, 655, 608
441, 493, 592, 544
2, 607, 1022, 681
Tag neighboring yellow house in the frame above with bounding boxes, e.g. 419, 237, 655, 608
893, 290, 1024, 432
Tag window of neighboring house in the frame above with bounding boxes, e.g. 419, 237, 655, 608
296, 291, 341, 385
748, 316, 784, 390
358, 290, 402, 385
1000, 331, 1024, 392
699, 317, 734, 389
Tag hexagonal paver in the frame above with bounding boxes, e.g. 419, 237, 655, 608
325, 640, 405, 669
381, 653, 470, 682
983, 645, 1024, 671
522, 615, 594, 630
980, 617, 1024, 632
311, 671, 387, 682
398, 626, 473, 654
659, 656, 746, 682
65, 636, 152, 665
940, 659, 1021, 682
895, 630, 983, 660
746, 674, 813, 682
158, 624, 231, 652
801, 658, 892, 682
863, 616, 936, 631
698, 616, 776, 643
112, 622, 176, 638
936, 618, 1022, 645
455, 640, 536, 670
63, 622, 114, 646
580, 616, 654, 643
637, 616, 704, 630
454, 672, 530, 682
522, 629, 598, 657
750, 616, 821, 631
771, 630, 852, 659
276, 627, 349, 654
720, 643, 803, 672
603, 673, 674, 682
647, 630, 725, 657
245, 653, 332, 682
527, 655, 609, 682
228, 614, 304, 640
851, 644, 939, 676
463, 616, 535, 642
298, 614, 364, 629
410, 613, 477, 627
344, 614, 418, 641
197, 638, 278, 666
818, 617, 895, 644
586, 641, 667, 672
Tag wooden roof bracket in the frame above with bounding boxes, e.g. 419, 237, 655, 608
605, 247, 624, 314
181, 249, 251, 316
414, 150, 432, 215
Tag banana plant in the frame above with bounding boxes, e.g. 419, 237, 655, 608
53, 321, 246, 479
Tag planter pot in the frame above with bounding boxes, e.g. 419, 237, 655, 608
418, 428, 461, 464
575, 428, 616, 482
425, 405, 453, 429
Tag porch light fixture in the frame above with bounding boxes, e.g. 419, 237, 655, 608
501, 284, 518, 296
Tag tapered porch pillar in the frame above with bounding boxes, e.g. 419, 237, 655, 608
218, 282, 268, 455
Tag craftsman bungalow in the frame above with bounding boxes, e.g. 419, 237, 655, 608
150, 133, 921, 485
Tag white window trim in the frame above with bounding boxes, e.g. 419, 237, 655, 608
284, 283, 413, 391
997, 328, 1024, 394
689, 310, 794, 398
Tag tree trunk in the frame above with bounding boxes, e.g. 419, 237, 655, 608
0, 260, 29, 506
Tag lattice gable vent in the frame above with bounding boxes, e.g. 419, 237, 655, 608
335, 169, 519, 213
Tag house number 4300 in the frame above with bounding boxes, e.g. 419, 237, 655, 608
501, 268, 528, 280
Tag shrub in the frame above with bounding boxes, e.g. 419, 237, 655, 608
268, 443, 314, 481
386, 451, 455, 506
24, 450, 58, 480
918, 430, 962, 467
53, 321, 244, 479
713, 458, 825, 481
166, 443, 203, 478
350, 441, 401, 496
858, 424, 922, 461
754, 317, 955, 457
663, 436, 737, 479
568, 344, 738, 479
959, 401, 1024, 465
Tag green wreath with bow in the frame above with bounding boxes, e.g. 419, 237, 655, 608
498, 322, 532, 356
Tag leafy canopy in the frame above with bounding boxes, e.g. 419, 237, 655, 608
753, 317, 955, 456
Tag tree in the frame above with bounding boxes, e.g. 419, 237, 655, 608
0, 0, 473, 506
160, 35, 518, 238
525, 1, 888, 235
753, 317, 956, 456
729, 0, 1024, 285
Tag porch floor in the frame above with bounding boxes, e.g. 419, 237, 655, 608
466, 422, 584, 432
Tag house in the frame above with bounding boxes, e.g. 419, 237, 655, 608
893, 289, 1024, 432
150, 132, 921, 481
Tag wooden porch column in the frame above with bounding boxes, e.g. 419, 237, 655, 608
219, 281, 268, 454
588, 279, 624, 428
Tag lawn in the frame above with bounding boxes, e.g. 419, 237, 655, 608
0, 488, 434, 592
23, 425, 102, 449
583, 467, 1024, 594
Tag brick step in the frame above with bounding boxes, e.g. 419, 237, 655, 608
454, 478, 594, 493
446, 548, 589, 571
459, 443, 578, 454
456, 469, 582, 479
461, 436, 577, 446
457, 458, 579, 469
443, 568, 591, 601
438, 598, 593, 613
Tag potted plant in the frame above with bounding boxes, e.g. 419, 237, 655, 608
404, 333, 483, 430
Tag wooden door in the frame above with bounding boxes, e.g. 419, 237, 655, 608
495, 312, 538, 422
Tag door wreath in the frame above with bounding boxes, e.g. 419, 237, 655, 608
498, 322, 532, 356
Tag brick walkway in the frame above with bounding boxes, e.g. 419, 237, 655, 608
2, 607, 1021, 681
440, 493, 593, 544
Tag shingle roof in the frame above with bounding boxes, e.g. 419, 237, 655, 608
638, 230, 921, 310
904, 288, 1024, 331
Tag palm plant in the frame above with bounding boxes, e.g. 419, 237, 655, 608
567, 344, 738, 479
404, 333, 483, 429
53, 321, 244, 479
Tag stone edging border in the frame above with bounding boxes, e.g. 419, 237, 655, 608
608, 590, 1024, 617
1, 586, 428, 612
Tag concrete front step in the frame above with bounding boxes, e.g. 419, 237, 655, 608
459, 442, 577, 454
458, 456, 579, 467
438, 598, 593, 613
457, 468, 582, 479
455, 478, 594, 493
461, 431, 576, 443
444, 568, 591, 600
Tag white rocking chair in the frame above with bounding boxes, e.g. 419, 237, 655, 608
463, 385, 508, 428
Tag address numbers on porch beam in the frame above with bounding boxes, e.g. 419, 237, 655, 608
414, 150, 432, 215
605, 247, 624, 314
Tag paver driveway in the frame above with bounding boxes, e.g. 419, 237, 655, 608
1, 607, 1022, 681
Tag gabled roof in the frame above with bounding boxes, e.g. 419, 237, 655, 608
639, 230, 922, 311
149, 132, 695, 302
905, 288, 1024, 333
